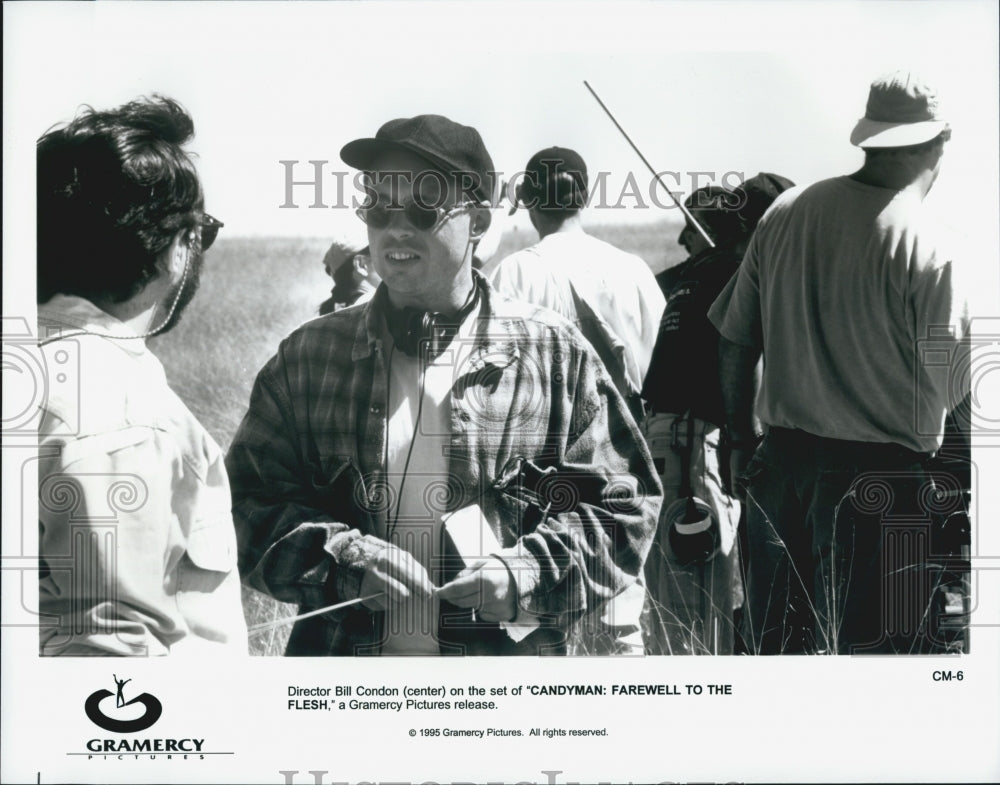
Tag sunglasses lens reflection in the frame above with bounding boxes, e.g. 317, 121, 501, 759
358, 204, 390, 229
358, 202, 442, 232
202, 226, 219, 249
200, 215, 223, 250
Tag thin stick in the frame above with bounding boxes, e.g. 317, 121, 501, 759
583, 80, 716, 249
248, 594, 384, 635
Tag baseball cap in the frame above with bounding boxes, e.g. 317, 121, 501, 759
734, 172, 796, 233
850, 71, 949, 148
512, 146, 589, 214
340, 114, 496, 205
683, 185, 743, 246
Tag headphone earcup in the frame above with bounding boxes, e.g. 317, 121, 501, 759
385, 277, 480, 357
390, 307, 434, 357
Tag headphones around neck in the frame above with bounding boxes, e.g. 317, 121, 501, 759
385, 281, 481, 359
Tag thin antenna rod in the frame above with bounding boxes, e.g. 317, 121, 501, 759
583, 80, 715, 248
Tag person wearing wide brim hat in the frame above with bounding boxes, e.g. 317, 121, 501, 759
849, 71, 950, 148
708, 71, 968, 655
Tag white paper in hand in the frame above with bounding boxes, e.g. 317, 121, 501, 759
441, 504, 539, 642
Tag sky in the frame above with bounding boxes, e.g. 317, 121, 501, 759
4, 0, 999, 245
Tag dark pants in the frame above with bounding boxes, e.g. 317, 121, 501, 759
741, 428, 965, 655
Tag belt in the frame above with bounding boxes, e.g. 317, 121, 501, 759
647, 407, 722, 426
766, 427, 932, 465
648, 408, 685, 417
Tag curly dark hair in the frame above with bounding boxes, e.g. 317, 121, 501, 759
37, 95, 204, 304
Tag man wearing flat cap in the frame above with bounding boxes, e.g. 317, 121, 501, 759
227, 114, 660, 655
710, 71, 970, 654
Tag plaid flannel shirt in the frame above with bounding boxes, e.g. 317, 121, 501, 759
226, 273, 660, 655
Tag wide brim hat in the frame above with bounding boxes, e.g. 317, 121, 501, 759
850, 70, 949, 148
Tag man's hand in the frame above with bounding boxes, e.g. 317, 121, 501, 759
359, 545, 435, 611
719, 427, 759, 500
436, 558, 517, 623
718, 337, 763, 502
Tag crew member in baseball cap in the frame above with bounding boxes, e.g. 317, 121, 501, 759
492, 145, 665, 415
509, 146, 589, 216
732, 172, 796, 250
494, 145, 666, 652
640, 184, 749, 655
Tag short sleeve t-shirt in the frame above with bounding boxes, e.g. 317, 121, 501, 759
708, 176, 969, 453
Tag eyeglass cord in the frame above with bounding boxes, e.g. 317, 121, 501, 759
38, 252, 190, 347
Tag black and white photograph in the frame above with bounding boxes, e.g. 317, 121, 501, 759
3, 1, 999, 783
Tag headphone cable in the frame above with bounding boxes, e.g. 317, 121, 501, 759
387, 343, 427, 541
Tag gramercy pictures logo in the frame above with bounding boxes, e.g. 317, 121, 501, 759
85, 674, 163, 733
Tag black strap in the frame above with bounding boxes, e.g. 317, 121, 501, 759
670, 412, 695, 500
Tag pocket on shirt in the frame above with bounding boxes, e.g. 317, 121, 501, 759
313, 454, 377, 529
178, 518, 238, 590
51, 426, 154, 469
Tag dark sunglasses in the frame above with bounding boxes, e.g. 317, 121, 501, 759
355, 199, 476, 232
199, 214, 224, 250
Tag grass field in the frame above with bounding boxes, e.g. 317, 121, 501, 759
148, 219, 686, 654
